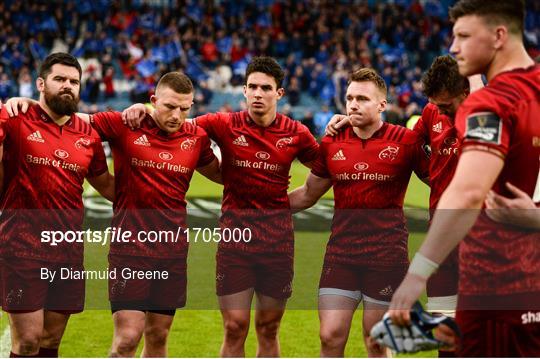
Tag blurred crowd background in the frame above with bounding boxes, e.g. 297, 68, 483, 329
0, 0, 539, 136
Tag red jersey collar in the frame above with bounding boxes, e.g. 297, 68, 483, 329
349, 121, 388, 140
244, 110, 282, 128
34, 104, 76, 129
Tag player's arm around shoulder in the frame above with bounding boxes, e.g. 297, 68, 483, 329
289, 137, 332, 211
195, 127, 222, 184
409, 128, 431, 185
86, 128, 115, 202
87, 170, 115, 202
296, 121, 320, 169
288, 173, 332, 212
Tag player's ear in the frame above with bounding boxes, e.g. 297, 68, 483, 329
378, 99, 387, 113
150, 95, 157, 106
493, 25, 508, 50
277, 87, 285, 99
36, 77, 45, 92
242, 85, 248, 99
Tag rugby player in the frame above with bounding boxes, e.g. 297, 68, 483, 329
388, 0, 540, 356
123, 56, 319, 357
288, 68, 429, 357
0, 53, 113, 357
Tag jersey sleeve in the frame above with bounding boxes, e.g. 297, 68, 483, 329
310, 140, 330, 179
0, 107, 11, 144
89, 111, 126, 140
86, 133, 109, 178
455, 89, 512, 157
412, 137, 430, 180
297, 124, 320, 164
196, 133, 217, 168
194, 113, 227, 141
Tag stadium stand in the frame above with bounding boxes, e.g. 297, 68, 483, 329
0, 0, 538, 131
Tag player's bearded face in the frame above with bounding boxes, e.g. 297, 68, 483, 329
151, 87, 193, 133
346, 81, 386, 128
244, 72, 284, 117
44, 82, 80, 116
450, 15, 496, 77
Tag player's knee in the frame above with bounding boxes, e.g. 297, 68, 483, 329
115, 329, 142, 354
319, 326, 347, 349
40, 329, 63, 349
144, 326, 169, 348
223, 318, 249, 340
255, 318, 280, 339
14, 333, 41, 356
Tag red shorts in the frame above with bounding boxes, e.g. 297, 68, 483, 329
216, 249, 293, 300
108, 254, 187, 310
1, 257, 84, 314
319, 260, 407, 305
427, 247, 459, 297
456, 308, 540, 357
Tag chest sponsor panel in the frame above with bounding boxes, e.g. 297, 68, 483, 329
328, 146, 411, 182
127, 133, 199, 174
20, 125, 96, 175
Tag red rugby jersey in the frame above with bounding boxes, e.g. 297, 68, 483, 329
455, 65, 540, 297
414, 103, 460, 209
195, 111, 319, 253
91, 111, 215, 258
312, 123, 429, 266
0, 105, 108, 263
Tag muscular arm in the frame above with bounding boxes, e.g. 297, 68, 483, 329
87, 171, 115, 202
196, 158, 222, 184
289, 173, 332, 212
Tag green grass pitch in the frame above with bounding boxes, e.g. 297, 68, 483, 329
0, 161, 433, 357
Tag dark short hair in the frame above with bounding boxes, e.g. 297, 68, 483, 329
449, 0, 525, 35
422, 55, 469, 98
156, 72, 194, 94
245, 56, 285, 88
348, 68, 387, 97
39, 53, 82, 80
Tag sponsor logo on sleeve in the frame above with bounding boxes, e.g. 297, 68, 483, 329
432, 122, 443, 133
465, 112, 502, 145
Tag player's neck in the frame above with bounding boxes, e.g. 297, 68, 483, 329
248, 108, 277, 127
39, 100, 71, 126
486, 41, 534, 81
352, 120, 383, 139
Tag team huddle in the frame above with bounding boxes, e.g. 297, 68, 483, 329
0, 0, 539, 357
